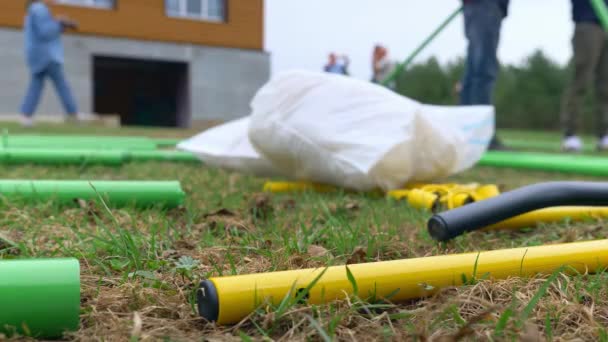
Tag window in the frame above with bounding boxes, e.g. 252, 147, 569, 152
55, 0, 115, 9
166, 0, 226, 22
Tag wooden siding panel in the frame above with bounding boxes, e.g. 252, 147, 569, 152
0, 0, 263, 50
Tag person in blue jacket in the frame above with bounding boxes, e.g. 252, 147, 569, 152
20, 0, 79, 127
324, 53, 350, 76
460, 0, 510, 150
561, 0, 608, 151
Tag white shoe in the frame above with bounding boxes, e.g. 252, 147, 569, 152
562, 136, 583, 152
20, 115, 34, 128
598, 136, 608, 151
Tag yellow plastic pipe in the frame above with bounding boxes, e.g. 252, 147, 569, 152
262, 181, 385, 197
263, 181, 337, 193
198, 239, 608, 324
264, 181, 460, 195
485, 206, 608, 230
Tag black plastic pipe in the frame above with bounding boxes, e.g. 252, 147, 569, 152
428, 182, 608, 241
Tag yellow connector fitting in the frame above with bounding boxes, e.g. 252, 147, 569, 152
407, 189, 439, 211
472, 184, 501, 201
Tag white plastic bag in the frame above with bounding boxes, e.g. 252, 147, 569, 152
177, 117, 280, 176
248, 70, 494, 191
180, 70, 494, 191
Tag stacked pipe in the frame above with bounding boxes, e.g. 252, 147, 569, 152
0, 140, 188, 337
0, 133, 198, 166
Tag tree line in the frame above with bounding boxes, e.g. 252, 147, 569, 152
395, 51, 598, 132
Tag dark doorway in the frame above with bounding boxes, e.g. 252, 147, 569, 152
93, 56, 190, 127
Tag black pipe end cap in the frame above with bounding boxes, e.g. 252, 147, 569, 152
427, 215, 452, 242
197, 280, 219, 322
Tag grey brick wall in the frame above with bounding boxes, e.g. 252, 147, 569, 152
0, 28, 270, 123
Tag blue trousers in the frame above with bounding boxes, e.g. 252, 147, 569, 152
460, 0, 504, 106
21, 62, 78, 117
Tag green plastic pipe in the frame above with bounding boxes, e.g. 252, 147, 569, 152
0, 148, 125, 166
381, 6, 463, 86
480, 151, 608, 176
152, 138, 182, 148
503, 139, 595, 153
2, 133, 147, 141
0, 148, 199, 166
1, 134, 158, 150
0, 180, 186, 208
128, 150, 199, 163
591, 0, 608, 32
0, 258, 80, 338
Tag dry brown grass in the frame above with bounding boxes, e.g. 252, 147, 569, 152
2, 127, 608, 341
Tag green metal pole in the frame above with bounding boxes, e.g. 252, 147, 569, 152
590, 0, 608, 31
381, 6, 463, 86
0, 180, 186, 208
0, 258, 80, 339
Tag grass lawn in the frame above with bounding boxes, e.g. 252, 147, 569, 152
2, 124, 608, 340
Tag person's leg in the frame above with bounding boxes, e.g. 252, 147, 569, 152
561, 23, 604, 141
47, 62, 78, 116
20, 70, 46, 122
461, 1, 504, 148
460, 6, 475, 105
595, 30, 608, 149
462, 2, 502, 105
460, 51, 473, 105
